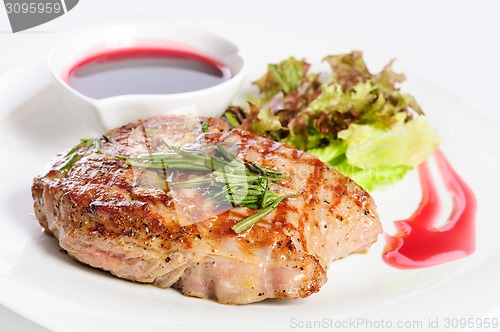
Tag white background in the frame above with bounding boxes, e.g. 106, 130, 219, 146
0, 0, 499, 331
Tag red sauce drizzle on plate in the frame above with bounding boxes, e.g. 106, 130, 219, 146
383, 149, 476, 269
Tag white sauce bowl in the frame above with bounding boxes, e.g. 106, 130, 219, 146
48, 23, 247, 133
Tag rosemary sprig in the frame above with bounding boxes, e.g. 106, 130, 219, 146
65, 137, 102, 157
59, 137, 103, 172
231, 194, 287, 234
120, 139, 287, 233
58, 154, 80, 172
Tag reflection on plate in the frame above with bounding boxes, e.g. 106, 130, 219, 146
1, 28, 500, 332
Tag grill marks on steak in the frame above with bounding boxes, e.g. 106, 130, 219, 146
32, 115, 382, 304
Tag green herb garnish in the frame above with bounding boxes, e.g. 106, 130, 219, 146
58, 154, 80, 172
59, 137, 103, 172
119, 139, 287, 233
231, 194, 286, 233
65, 137, 102, 157
201, 122, 209, 132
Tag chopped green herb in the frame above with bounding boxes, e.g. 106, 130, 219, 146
65, 137, 102, 156
119, 140, 287, 233
60, 137, 103, 172
231, 194, 286, 234
201, 122, 209, 132
58, 154, 80, 172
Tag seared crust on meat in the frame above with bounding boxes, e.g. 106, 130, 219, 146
32, 115, 382, 304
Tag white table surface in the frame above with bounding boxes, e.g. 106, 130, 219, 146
0, 1, 499, 331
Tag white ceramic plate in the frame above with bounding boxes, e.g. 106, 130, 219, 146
1, 30, 500, 332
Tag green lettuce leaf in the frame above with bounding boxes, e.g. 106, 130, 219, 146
323, 51, 371, 90
334, 161, 412, 191
373, 59, 407, 94
307, 138, 413, 191
229, 51, 440, 191
253, 57, 309, 100
308, 84, 349, 113
308, 139, 347, 165
338, 113, 441, 168
251, 107, 283, 135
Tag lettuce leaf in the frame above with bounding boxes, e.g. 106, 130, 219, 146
323, 51, 371, 90
334, 161, 412, 191
338, 113, 441, 168
373, 59, 407, 93
251, 106, 283, 135
306, 138, 413, 191
253, 57, 310, 100
308, 84, 349, 113
227, 51, 440, 191
308, 139, 347, 165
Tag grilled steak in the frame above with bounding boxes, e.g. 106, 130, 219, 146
32, 115, 382, 304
